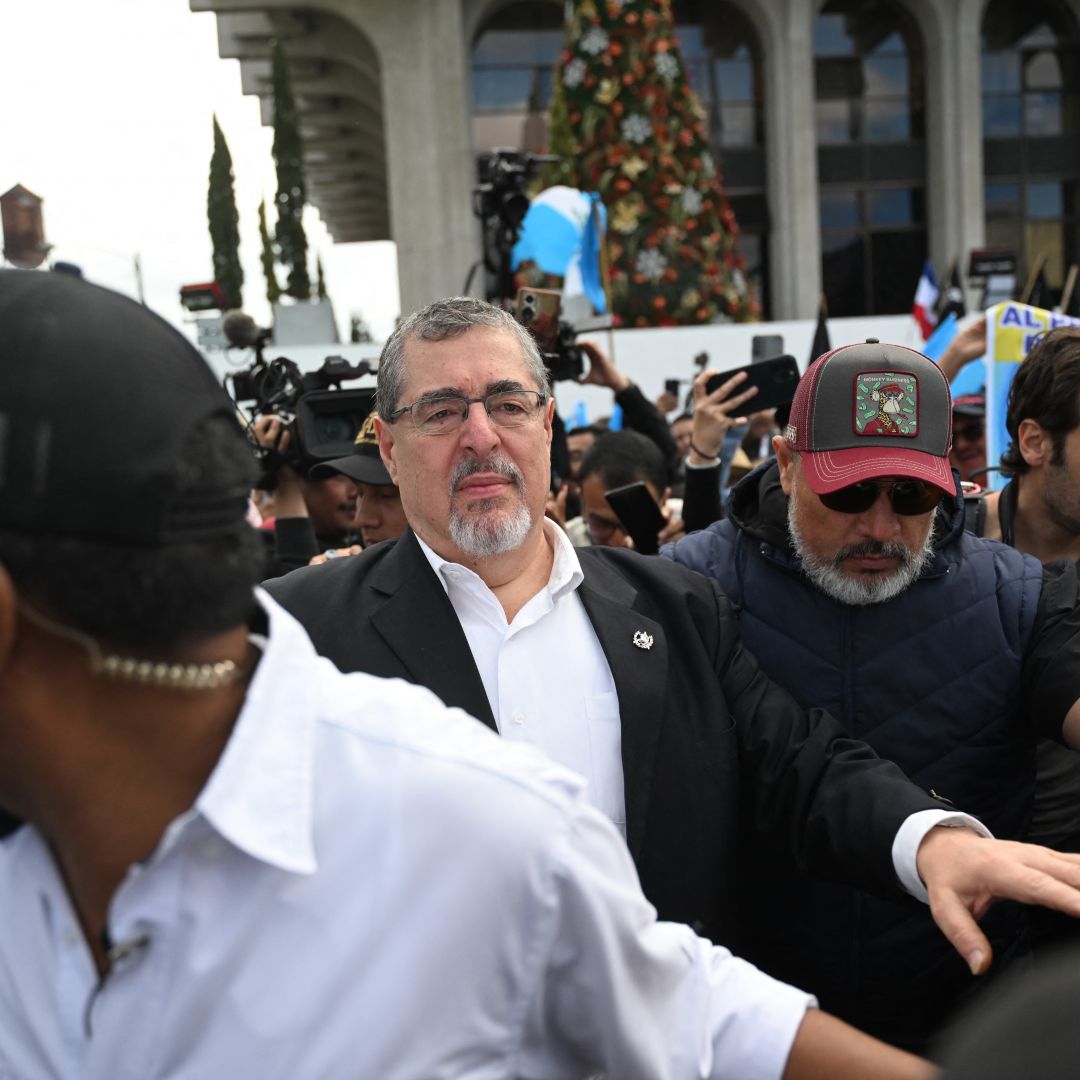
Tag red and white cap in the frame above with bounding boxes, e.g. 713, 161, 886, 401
784, 338, 956, 496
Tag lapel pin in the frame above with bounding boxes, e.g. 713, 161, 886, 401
633, 630, 653, 650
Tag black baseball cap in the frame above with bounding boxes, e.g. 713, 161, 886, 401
952, 391, 986, 418
0, 270, 254, 545
308, 410, 393, 486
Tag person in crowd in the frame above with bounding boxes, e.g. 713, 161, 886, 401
552, 422, 605, 529
575, 339, 680, 478
253, 411, 406, 571
307, 409, 408, 561
0, 269, 950, 1080
267, 296, 1080, 1014
250, 414, 358, 575
664, 338, 1080, 1053
959, 328, 1080, 920
979, 327, 1080, 563
671, 411, 695, 459
950, 392, 987, 484
576, 430, 685, 549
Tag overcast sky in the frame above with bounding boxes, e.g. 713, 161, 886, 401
1, 0, 400, 341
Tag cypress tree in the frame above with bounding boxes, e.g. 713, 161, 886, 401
548, 0, 756, 326
258, 198, 281, 305
207, 115, 243, 310
271, 39, 311, 300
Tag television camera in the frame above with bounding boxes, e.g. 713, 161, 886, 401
220, 311, 376, 486
472, 148, 558, 303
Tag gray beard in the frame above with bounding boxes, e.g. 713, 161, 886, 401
786, 499, 935, 606
448, 455, 534, 557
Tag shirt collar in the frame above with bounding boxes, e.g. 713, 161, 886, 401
415, 519, 584, 602
194, 588, 319, 876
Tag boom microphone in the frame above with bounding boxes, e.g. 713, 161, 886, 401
221, 309, 269, 350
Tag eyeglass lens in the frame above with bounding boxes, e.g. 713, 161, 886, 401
412, 391, 543, 434
818, 480, 943, 516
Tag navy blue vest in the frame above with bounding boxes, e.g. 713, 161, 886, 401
665, 462, 1044, 1046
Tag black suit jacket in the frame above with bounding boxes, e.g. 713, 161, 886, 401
266, 530, 942, 945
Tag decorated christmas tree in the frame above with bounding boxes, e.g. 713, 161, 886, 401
546, 0, 756, 326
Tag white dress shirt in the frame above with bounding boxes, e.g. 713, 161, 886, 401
0, 591, 814, 1080
418, 523, 989, 903
418, 521, 627, 836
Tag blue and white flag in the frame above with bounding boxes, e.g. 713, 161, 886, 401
511, 186, 607, 314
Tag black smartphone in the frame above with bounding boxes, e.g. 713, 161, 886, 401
704, 354, 801, 413
664, 378, 680, 397
604, 481, 668, 555
751, 334, 784, 363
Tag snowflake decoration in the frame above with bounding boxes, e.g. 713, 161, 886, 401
682, 187, 704, 215
563, 58, 587, 88
635, 248, 668, 282
580, 27, 610, 56
654, 52, 680, 81
701, 152, 716, 176
621, 114, 652, 144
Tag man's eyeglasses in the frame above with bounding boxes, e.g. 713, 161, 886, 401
818, 479, 944, 516
586, 514, 623, 543
386, 390, 547, 436
953, 421, 984, 443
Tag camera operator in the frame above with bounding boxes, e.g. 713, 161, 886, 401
251, 415, 358, 576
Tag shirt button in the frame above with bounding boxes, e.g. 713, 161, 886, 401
511, 710, 525, 725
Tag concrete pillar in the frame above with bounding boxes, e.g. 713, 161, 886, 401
365, 0, 477, 314
920, 0, 986, 278
759, 0, 821, 319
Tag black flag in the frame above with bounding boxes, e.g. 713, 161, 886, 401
809, 298, 831, 365
936, 263, 967, 323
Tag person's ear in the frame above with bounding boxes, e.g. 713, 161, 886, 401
374, 415, 399, 484
1018, 419, 1050, 468
0, 566, 17, 676
773, 435, 796, 496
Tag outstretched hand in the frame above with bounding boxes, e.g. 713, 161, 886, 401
917, 827, 1080, 974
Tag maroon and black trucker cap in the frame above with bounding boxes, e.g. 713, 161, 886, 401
784, 338, 955, 495
0, 270, 254, 544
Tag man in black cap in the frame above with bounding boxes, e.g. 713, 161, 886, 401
308, 410, 407, 550
666, 338, 1080, 1052
950, 392, 987, 484
0, 270, 960, 1080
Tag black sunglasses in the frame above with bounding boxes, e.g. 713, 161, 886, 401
818, 479, 944, 516
953, 421, 985, 442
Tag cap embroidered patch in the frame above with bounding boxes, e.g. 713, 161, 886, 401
354, 410, 379, 446
854, 371, 918, 437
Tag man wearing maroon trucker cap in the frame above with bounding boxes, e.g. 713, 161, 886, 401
665, 338, 1080, 1054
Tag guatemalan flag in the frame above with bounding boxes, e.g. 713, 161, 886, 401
912, 260, 940, 340
511, 186, 607, 314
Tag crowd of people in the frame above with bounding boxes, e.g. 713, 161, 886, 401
5, 268, 1080, 1077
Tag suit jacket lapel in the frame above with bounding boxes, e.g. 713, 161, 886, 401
577, 556, 669, 861
367, 532, 497, 731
